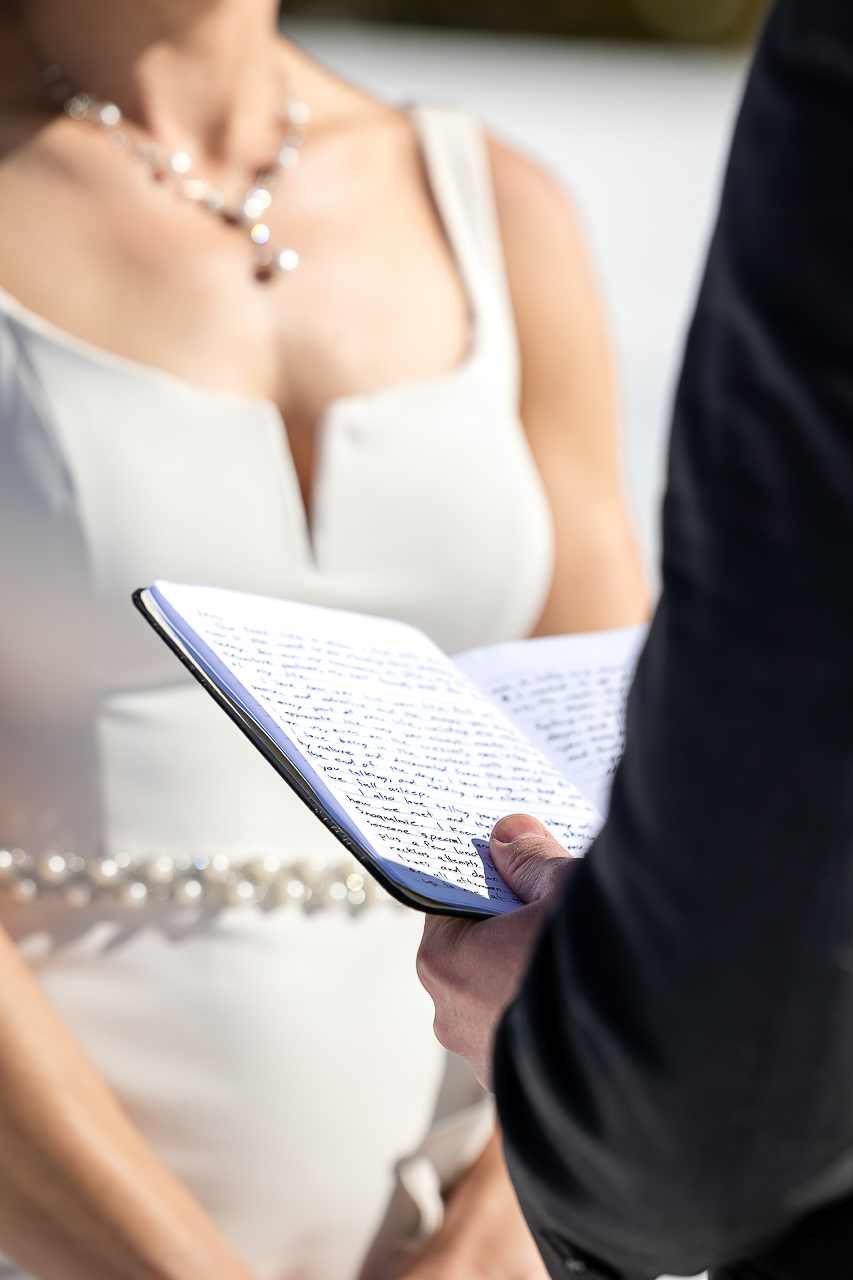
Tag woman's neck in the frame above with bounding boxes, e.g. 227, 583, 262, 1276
1, 0, 291, 173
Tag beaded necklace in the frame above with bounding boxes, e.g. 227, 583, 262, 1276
23, 28, 308, 283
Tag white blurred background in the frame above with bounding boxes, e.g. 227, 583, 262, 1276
285, 19, 749, 592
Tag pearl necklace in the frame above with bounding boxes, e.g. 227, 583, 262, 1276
42, 63, 307, 283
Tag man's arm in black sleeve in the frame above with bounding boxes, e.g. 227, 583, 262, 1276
495, 2, 853, 1276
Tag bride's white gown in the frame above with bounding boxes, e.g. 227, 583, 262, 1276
0, 108, 554, 1280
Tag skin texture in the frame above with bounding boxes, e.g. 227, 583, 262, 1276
0, 922, 257, 1280
0, 2, 646, 1278
417, 815, 577, 1091
490, 142, 649, 636
394, 1130, 550, 1280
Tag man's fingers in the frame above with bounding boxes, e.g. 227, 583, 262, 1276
489, 813, 576, 905
416, 825, 577, 1086
417, 914, 470, 1008
417, 915, 485, 1067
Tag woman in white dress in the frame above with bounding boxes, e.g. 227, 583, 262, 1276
0, 3, 649, 1280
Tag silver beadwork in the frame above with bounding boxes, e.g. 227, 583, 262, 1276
61, 88, 306, 282
168, 150, 192, 174
0, 847, 394, 913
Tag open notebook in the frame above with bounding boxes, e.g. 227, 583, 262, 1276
135, 581, 646, 919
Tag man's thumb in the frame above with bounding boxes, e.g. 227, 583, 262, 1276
489, 813, 576, 905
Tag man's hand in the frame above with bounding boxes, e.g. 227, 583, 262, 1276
417, 814, 577, 1090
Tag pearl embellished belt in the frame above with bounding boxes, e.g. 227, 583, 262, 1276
0, 848, 391, 911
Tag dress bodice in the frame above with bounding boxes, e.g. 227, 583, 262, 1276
0, 107, 554, 863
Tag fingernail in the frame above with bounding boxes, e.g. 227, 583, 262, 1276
491, 814, 549, 846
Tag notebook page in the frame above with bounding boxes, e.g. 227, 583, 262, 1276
150, 582, 601, 915
454, 625, 648, 818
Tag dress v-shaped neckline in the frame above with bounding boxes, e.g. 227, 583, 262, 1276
0, 278, 479, 562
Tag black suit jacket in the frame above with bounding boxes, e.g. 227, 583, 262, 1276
494, 3, 853, 1277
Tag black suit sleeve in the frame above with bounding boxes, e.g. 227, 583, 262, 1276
494, 3, 853, 1276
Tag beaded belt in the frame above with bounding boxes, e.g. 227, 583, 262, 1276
0, 848, 393, 911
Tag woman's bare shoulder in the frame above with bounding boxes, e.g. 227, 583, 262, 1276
485, 134, 588, 273
484, 131, 606, 373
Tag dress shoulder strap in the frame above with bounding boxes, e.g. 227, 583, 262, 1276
410, 105, 519, 396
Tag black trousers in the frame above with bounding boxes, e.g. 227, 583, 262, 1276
710, 1189, 853, 1280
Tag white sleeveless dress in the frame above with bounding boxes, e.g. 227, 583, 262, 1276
0, 108, 554, 1280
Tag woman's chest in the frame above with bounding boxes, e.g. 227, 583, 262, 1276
0, 120, 470, 426
0, 110, 553, 664
7, 320, 552, 673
